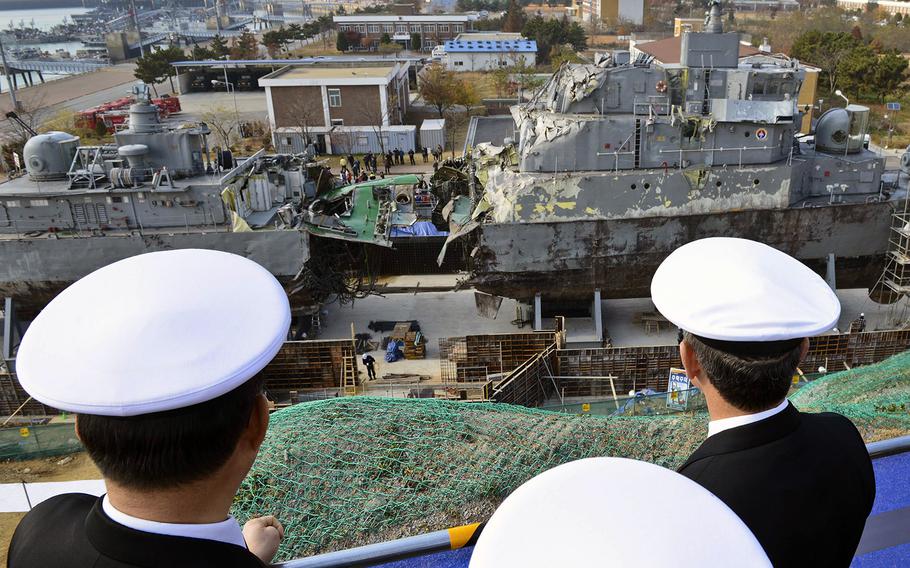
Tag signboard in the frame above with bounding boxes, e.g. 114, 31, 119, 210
666, 367, 691, 410
581, 403, 590, 413
19, 427, 29, 438
755, 128, 768, 141
887, 102, 901, 111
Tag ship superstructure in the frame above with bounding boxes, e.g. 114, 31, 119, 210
448, 3, 907, 306
0, 83, 314, 307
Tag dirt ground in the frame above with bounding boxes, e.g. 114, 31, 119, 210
0, 513, 26, 566
0, 451, 100, 484
0, 452, 100, 567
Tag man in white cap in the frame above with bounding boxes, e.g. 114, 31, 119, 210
8, 250, 291, 567
651, 237, 874, 568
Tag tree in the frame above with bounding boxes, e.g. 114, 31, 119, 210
503, 0, 527, 33
191, 44, 213, 60
337, 30, 348, 51
201, 104, 239, 149
380, 32, 392, 44
262, 28, 292, 57
446, 80, 480, 158
523, 15, 586, 63
231, 30, 259, 59
210, 34, 230, 59
410, 32, 422, 51
285, 95, 324, 150
790, 30, 859, 95
419, 64, 462, 117
869, 51, 908, 102
134, 45, 185, 96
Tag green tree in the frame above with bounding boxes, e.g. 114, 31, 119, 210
381, 32, 392, 44
503, 0, 527, 33
336, 30, 349, 51
231, 30, 259, 59
790, 30, 859, 95
411, 32, 422, 51
133, 46, 186, 96
419, 64, 462, 117
869, 51, 908, 102
209, 34, 230, 59
262, 28, 292, 57
836, 44, 877, 99
191, 44, 213, 60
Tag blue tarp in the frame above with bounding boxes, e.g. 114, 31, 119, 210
390, 222, 448, 238
386, 340, 404, 362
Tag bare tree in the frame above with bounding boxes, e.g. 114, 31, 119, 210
284, 95, 324, 150
331, 129, 354, 156
358, 87, 399, 157
201, 104, 239, 150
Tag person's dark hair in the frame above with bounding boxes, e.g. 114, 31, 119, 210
683, 332, 804, 412
76, 375, 265, 490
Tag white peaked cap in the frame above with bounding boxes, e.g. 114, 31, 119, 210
16, 249, 290, 417
470, 457, 771, 568
651, 237, 840, 342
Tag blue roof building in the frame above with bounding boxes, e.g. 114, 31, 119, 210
441, 33, 538, 71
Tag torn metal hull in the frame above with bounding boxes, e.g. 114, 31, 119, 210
0, 230, 309, 313
470, 200, 893, 303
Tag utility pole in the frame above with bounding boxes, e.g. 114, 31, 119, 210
130, 0, 146, 57
0, 35, 19, 111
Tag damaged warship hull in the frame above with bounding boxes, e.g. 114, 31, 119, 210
453, 8, 907, 306
0, 230, 309, 312
470, 200, 892, 302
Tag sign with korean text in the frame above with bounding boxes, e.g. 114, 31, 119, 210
666, 368, 691, 410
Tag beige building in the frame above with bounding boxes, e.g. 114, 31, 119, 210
260, 62, 416, 154
576, 0, 648, 25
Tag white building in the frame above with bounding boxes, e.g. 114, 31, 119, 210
442, 33, 537, 72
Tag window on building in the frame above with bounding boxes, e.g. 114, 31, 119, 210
454, 60, 464, 67
357, 136, 369, 145
328, 88, 342, 107
356, 24, 365, 33
29, 199, 48, 207
424, 24, 435, 33
396, 24, 407, 33
331, 119, 345, 126
383, 23, 394, 33
368, 24, 380, 34
410, 23, 420, 32
283, 137, 293, 146
453, 24, 463, 33
438, 24, 449, 33
339, 24, 349, 31
5, 200, 19, 208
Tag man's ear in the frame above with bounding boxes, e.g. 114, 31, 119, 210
74, 415, 82, 443
245, 394, 270, 450
799, 338, 810, 363
679, 339, 704, 389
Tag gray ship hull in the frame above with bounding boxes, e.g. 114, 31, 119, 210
470, 200, 893, 303
0, 230, 309, 311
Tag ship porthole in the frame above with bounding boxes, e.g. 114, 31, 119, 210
744, 131, 751, 137
631, 183, 637, 189
644, 183, 651, 189
716, 181, 722, 187
753, 179, 760, 185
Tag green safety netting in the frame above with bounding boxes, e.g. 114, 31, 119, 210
232, 350, 910, 561
0, 423, 81, 461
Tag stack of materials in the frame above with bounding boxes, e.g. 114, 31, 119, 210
404, 331, 426, 360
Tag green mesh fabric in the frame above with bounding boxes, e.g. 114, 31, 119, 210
233, 351, 910, 562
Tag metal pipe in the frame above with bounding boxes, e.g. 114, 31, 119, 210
275, 523, 483, 568
867, 434, 910, 458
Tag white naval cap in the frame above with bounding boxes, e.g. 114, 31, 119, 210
470, 457, 770, 568
16, 249, 290, 417
651, 237, 840, 342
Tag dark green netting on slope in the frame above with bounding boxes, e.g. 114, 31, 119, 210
233, 351, 910, 562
